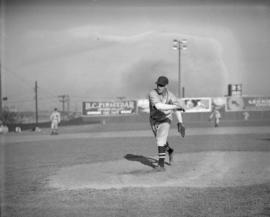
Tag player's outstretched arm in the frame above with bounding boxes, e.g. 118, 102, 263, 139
155, 102, 182, 111
177, 122, 185, 137
175, 110, 185, 137
175, 110, 183, 123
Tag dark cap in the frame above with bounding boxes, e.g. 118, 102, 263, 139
156, 76, 169, 86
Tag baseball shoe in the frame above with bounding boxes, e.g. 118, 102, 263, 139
168, 148, 174, 165
153, 166, 165, 172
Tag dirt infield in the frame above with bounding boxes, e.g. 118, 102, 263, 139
49, 151, 270, 190
2, 125, 270, 217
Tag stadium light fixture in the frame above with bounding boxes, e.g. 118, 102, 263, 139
173, 39, 187, 98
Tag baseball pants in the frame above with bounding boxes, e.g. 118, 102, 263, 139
150, 120, 170, 147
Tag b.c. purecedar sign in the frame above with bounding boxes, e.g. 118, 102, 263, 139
82, 100, 137, 116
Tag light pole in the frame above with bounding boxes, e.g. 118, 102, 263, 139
173, 39, 187, 98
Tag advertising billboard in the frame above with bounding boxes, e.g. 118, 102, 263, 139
137, 99, 150, 113
137, 97, 212, 113
181, 97, 212, 113
82, 100, 137, 116
226, 96, 270, 112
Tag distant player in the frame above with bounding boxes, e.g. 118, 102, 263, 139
149, 76, 185, 171
209, 107, 221, 127
50, 108, 61, 135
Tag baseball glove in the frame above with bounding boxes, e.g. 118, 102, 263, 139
177, 122, 185, 137
176, 107, 185, 112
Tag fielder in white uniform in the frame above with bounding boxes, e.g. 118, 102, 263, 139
209, 107, 221, 127
50, 108, 61, 135
149, 76, 185, 171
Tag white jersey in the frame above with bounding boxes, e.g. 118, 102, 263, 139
50, 111, 61, 123
149, 88, 178, 122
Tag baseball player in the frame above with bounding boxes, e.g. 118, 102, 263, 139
50, 108, 61, 135
209, 107, 221, 127
149, 76, 185, 171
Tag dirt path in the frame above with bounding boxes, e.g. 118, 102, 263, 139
49, 151, 270, 190
2, 126, 270, 144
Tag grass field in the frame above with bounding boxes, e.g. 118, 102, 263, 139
1, 122, 270, 217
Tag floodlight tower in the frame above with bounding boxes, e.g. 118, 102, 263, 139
172, 39, 187, 98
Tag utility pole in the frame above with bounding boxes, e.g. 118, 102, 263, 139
58, 95, 65, 113
34, 81, 38, 125
58, 94, 70, 120
0, 64, 2, 119
66, 95, 70, 115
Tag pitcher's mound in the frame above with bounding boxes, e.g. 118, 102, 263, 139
49, 151, 270, 190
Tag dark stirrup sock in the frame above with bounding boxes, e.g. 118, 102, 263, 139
165, 142, 173, 152
158, 146, 166, 167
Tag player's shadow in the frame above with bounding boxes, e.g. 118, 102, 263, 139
124, 154, 157, 168
259, 138, 270, 141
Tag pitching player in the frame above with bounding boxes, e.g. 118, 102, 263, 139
50, 108, 61, 135
149, 76, 185, 171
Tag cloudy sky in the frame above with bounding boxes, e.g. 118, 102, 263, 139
1, 0, 270, 111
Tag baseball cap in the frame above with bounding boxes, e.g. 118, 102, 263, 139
156, 76, 169, 86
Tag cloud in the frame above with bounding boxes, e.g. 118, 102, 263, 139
68, 25, 154, 42
6, 31, 244, 111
